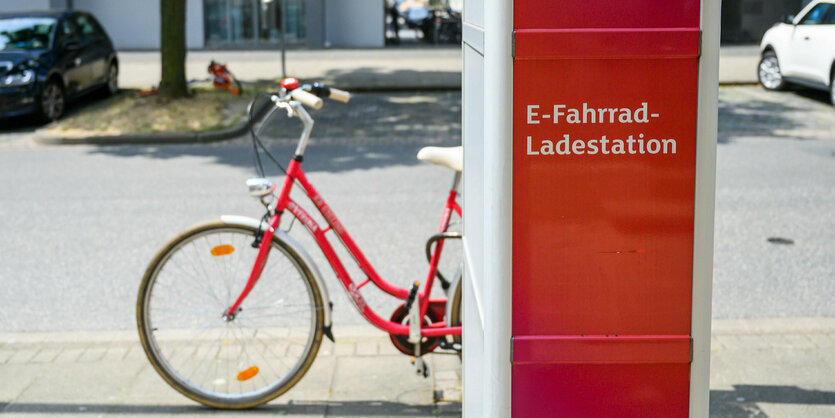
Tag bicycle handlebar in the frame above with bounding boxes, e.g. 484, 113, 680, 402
290, 89, 323, 110
328, 87, 351, 103
308, 83, 352, 104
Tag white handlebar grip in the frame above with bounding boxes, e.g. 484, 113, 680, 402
328, 87, 351, 103
290, 89, 323, 109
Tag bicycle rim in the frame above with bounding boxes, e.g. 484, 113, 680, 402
137, 223, 323, 408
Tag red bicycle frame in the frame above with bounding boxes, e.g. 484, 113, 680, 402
226, 157, 462, 338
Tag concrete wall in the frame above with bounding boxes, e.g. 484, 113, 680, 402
73, 0, 204, 49
323, 0, 383, 47
0, 0, 50, 12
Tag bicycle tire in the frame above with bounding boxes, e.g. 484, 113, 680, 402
449, 272, 462, 353
137, 221, 324, 409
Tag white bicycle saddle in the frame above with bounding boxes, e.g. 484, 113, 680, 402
416, 146, 463, 172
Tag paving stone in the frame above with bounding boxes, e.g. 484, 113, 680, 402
713, 334, 740, 350
330, 355, 430, 403
355, 341, 378, 356
77, 348, 107, 363
772, 334, 816, 349
30, 348, 61, 363
6, 349, 39, 364
806, 333, 835, 348
123, 346, 148, 362
0, 348, 15, 364
102, 347, 129, 362
733, 334, 773, 350
317, 340, 334, 357
333, 341, 355, 357
278, 355, 336, 402
0, 364, 44, 400
378, 339, 402, 355
14, 360, 144, 402
53, 348, 84, 364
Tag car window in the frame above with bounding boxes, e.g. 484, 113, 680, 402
58, 18, 81, 43
74, 14, 104, 41
0, 17, 57, 51
824, 4, 835, 23
799, 3, 834, 24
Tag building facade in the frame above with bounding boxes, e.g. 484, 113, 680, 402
0, 0, 384, 49
0, 0, 816, 49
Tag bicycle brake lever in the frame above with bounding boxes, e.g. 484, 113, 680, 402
271, 96, 294, 117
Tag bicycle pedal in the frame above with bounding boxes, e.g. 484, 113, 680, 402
412, 356, 430, 378
439, 340, 462, 352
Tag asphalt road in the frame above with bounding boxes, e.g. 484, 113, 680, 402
0, 87, 833, 333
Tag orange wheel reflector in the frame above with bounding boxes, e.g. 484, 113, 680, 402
211, 245, 235, 256
237, 366, 259, 381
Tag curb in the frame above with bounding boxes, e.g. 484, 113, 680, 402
32, 119, 251, 146
711, 317, 835, 334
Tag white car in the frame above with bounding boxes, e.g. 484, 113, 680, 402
758, 0, 835, 105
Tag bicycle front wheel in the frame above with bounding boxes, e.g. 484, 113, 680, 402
137, 221, 324, 409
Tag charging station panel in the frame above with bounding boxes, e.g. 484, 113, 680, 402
511, 1, 701, 416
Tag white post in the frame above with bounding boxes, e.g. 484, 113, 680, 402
462, 0, 512, 416
690, 0, 720, 416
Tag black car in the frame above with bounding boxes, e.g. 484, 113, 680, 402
0, 10, 117, 121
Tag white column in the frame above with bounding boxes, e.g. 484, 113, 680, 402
462, 0, 513, 416
690, 0, 720, 416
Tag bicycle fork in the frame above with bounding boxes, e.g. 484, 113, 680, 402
223, 214, 281, 318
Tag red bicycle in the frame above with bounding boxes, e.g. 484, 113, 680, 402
136, 78, 463, 409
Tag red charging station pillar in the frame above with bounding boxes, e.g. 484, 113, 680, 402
508, 1, 719, 416
461, 0, 720, 416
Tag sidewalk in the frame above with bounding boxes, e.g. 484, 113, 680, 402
2, 318, 833, 416
116, 45, 760, 91
118, 48, 462, 91
0, 326, 461, 417
709, 318, 835, 417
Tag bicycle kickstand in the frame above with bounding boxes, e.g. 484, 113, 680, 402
406, 286, 429, 378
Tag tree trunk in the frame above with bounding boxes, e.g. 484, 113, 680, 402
159, 0, 188, 98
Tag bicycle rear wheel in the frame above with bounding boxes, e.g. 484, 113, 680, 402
137, 221, 324, 409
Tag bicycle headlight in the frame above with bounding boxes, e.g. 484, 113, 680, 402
246, 177, 276, 198
2, 69, 35, 87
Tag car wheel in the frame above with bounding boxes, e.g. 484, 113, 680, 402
105, 62, 118, 96
830, 72, 835, 106
758, 51, 785, 91
38, 80, 65, 121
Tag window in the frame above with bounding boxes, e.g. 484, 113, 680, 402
0, 17, 56, 51
58, 19, 81, 43
799, 3, 834, 24
824, 3, 835, 24
74, 14, 105, 40
204, 0, 305, 46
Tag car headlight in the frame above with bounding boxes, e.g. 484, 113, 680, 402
2, 69, 35, 87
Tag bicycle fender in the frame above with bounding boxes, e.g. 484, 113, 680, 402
220, 215, 333, 330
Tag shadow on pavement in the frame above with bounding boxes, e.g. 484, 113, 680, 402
0, 400, 457, 416
718, 95, 807, 144
718, 86, 835, 144
0, 89, 117, 134
710, 385, 835, 417
85, 141, 458, 174
85, 91, 461, 173
787, 86, 832, 107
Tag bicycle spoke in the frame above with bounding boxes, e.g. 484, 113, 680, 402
139, 224, 321, 407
